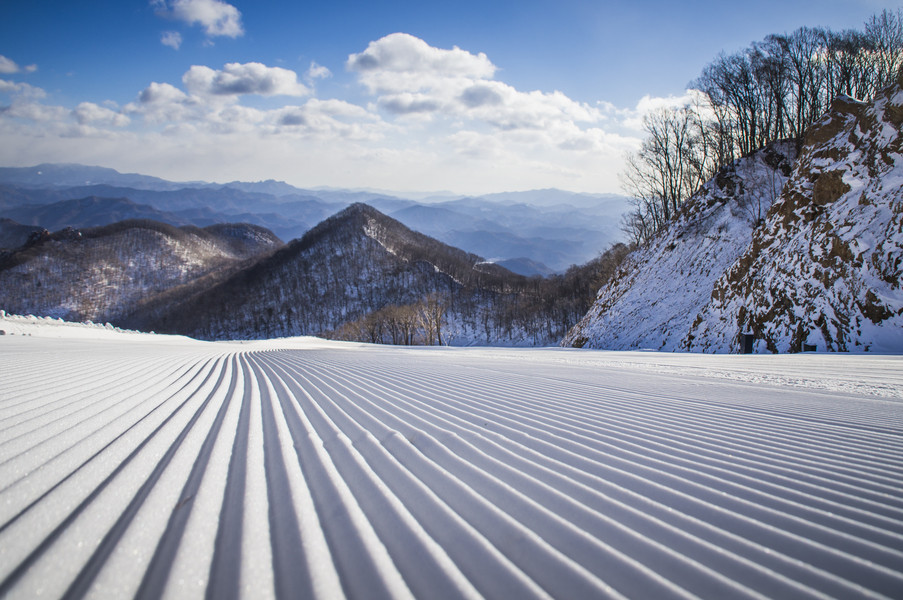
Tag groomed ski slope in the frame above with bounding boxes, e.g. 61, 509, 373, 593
0, 318, 902, 599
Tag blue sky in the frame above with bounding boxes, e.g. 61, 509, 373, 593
0, 0, 892, 194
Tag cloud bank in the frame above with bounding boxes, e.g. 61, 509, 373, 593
0, 34, 675, 194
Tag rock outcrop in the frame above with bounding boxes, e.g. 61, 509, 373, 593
566, 78, 903, 353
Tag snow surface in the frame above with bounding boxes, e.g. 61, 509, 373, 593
1, 316, 902, 598
564, 142, 798, 352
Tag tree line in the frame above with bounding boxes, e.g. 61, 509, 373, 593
325, 243, 631, 346
622, 9, 903, 245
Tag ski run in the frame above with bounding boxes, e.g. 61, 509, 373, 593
0, 316, 901, 599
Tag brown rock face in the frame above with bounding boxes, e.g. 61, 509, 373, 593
685, 80, 903, 353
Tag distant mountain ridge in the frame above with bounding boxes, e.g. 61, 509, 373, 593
0, 164, 628, 274
0, 203, 628, 346
0, 163, 202, 191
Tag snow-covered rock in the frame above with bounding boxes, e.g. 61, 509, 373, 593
566, 78, 903, 353
563, 141, 797, 351
688, 83, 903, 353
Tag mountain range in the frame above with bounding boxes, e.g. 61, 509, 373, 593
0, 203, 628, 346
3, 78, 902, 352
0, 165, 628, 274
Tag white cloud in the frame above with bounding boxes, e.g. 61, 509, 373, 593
0, 55, 37, 75
378, 92, 442, 115
306, 61, 331, 81
72, 102, 130, 127
0, 56, 19, 74
183, 62, 309, 97
1, 102, 68, 123
0, 79, 70, 127
153, 0, 243, 38
125, 81, 202, 124
344, 33, 610, 160
161, 31, 182, 50
347, 33, 496, 94
272, 100, 384, 141
124, 72, 383, 141
137, 81, 189, 104
2, 34, 652, 194
618, 89, 709, 130
0, 79, 46, 99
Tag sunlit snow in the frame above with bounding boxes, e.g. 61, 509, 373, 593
1, 314, 901, 598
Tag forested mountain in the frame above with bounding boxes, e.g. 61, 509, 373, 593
0, 220, 282, 324
565, 76, 903, 353
3, 196, 191, 231
133, 203, 628, 345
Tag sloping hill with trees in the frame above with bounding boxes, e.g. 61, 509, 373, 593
137, 203, 628, 345
621, 10, 903, 246
566, 10, 903, 353
685, 83, 903, 352
0, 220, 282, 324
565, 141, 798, 350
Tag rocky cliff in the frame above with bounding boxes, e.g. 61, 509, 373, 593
565, 78, 903, 353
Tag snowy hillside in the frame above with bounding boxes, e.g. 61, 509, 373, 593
563, 142, 797, 350
1, 315, 901, 598
687, 85, 903, 352
0, 220, 282, 323
138, 204, 559, 345
566, 78, 903, 353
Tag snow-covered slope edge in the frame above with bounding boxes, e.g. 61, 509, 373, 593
566, 77, 903, 353
687, 82, 903, 353
1, 319, 902, 598
563, 141, 797, 351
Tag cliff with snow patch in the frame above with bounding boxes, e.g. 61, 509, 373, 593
563, 141, 798, 350
686, 82, 903, 352
565, 78, 903, 353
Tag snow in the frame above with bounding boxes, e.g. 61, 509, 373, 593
564, 142, 799, 352
569, 80, 903, 354
1, 316, 901, 598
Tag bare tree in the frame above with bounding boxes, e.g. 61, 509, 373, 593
620, 103, 717, 244
417, 293, 447, 346
865, 9, 903, 91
